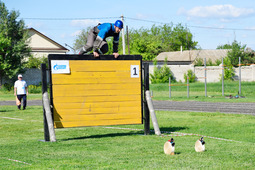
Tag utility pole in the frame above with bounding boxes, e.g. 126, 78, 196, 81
126, 25, 130, 54
121, 15, 125, 54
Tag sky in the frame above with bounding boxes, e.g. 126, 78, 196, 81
3, 0, 255, 53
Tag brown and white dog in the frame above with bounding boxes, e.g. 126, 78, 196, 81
164, 138, 175, 155
195, 137, 205, 152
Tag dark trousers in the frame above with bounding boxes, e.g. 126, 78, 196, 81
17, 94, 27, 109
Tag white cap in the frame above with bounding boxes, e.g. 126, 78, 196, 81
18, 74, 22, 78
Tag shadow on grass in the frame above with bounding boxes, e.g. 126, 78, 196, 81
174, 152, 181, 155
159, 126, 188, 133
0, 110, 11, 112
60, 131, 143, 141
59, 126, 187, 141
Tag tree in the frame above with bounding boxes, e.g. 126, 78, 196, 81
73, 28, 91, 54
150, 58, 175, 84
126, 27, 162, 61
222, 57, 235, 81
0, 2, 30, 86
217, 40, 251, 66
184, 70, 196, 83
216, 44, 232, 49
125, 23, 198, 60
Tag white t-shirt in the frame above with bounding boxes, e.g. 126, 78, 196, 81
14, 80, 27, 95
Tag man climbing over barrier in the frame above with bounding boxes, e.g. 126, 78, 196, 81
79, 20, 123, 58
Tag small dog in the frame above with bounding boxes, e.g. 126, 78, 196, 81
164, 138, 175, 155
195, 137, 205, 152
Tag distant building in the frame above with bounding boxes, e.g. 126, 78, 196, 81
156, 49, 230, 65
27, 28, 69, 58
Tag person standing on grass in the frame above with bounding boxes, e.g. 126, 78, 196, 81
79, 20, 123, 58
14, 74, 28, 110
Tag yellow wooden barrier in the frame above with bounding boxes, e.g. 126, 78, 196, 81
49, 55, 142, 128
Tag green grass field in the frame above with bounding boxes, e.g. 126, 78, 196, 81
0, 106, 254, 169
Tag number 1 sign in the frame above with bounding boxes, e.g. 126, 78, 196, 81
131, 65, 139, 78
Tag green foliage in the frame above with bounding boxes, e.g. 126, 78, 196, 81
23, 55, 48, 69
217, 44, 232, 49
73, 23, 198, 61
227, 41, 247, 66
184, 69, 196, 83
73, 28, 91, 54
194, 58, 221, 66
194, 58, 203, 66
28, 84, 42, 93
243, 48, 255, 64
215, 59, 222, 66
126, 24, 198, 61
207, 58, 213, 66
1, 83, 13, 91
150, 59, 175, 84
0, 2, 30, 83
218, 40, 254, 66
222, 57, 235, 80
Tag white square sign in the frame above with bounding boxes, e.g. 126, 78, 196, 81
51, 60, 70, 74
131, 65, 139, 78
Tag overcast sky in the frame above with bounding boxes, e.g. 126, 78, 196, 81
3, 0, 255, 53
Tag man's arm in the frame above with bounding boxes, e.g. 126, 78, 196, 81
113, 34, 120, 58
25, 87, 28, 95
14, 87, 17, 96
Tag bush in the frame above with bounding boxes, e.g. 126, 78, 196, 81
184, 70, 196, 83
150, 59, 175, 84
194, 58, 224, 66
194, 58, 203, 66
24, 55, 48, 69
1, 83, 13, 91
222, 57, 235, 81
207, 58, 214, 66
28, 84, 42, 93
215, 59, 222, 66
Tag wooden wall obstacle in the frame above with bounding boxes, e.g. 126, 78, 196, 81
47, 54, 143, 129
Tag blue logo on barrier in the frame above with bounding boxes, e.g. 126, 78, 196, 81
53, 64, 66, 70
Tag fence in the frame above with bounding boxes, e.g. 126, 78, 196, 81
155, 57, 255, 98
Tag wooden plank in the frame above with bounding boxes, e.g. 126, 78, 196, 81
53, 101, 141, 109
53, 106, 141, 115
52, 71, 132, 78
53, 88, 140, 97
53, 95, 141, 103
52, 83, 140, 91
69, 60, 140, 72
52, 77, 140, 85
55, 118, 142, 128
54, 112, 141, 121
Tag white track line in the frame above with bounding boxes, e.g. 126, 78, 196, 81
6, 158, 32, 165
0, 117, 23, 120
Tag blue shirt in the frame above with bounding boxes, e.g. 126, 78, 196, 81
97, 23, 119, 43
